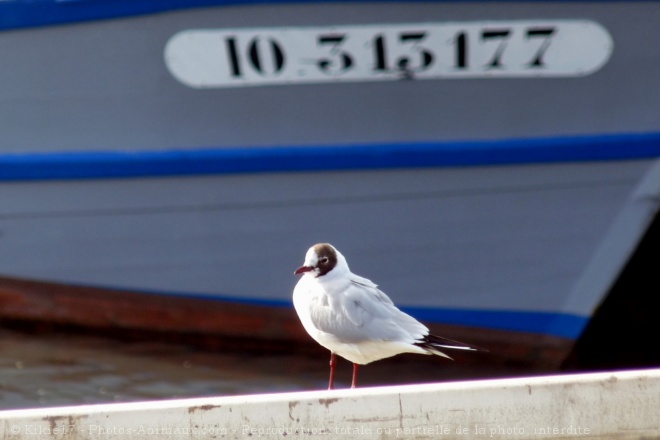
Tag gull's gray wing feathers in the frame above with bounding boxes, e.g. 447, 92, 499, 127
308, 277, 428, 344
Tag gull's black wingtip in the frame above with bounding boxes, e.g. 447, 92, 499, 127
416, 333, 489, 353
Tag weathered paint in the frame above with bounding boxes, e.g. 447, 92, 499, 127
0, 369, 658, 439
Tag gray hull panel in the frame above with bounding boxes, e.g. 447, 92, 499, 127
0, 160, 653, 323
0, 3, 660, 152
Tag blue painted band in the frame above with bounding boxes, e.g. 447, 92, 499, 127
63, 276, 587, 338
168, 290, 589, 339
402, 306, 588, 339
1, 0, 652, 32
1, 132, 660, 181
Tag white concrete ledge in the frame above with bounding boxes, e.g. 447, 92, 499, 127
1, 369, 659, 439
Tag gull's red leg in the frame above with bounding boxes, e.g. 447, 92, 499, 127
328, 352, 336, 390
351, 363, 359, 389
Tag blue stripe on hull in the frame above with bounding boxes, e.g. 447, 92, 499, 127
155, 290, 588, 339
402, 306, 588, 340
235, 294, 588, 339
2, 132, 660, 181
0, 0, 642, 32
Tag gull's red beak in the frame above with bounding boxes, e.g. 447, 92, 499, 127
294, 265, 314, 275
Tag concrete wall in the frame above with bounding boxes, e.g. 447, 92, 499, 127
1, 369, 658, 439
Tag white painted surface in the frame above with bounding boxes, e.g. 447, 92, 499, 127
165, 20, 612, 88
1, 369, 658, 439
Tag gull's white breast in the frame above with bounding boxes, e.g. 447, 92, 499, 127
292, 272, 430, 364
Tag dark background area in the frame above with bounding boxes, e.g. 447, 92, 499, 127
563, 211, 660, 370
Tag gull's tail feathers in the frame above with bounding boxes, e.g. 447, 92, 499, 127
415, 333, 488, 360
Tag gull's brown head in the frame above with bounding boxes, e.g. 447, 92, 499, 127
294, 243, 338, 277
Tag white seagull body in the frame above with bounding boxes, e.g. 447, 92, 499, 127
293, 243, 485, 389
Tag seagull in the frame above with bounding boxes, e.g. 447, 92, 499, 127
293, 243, 486, 389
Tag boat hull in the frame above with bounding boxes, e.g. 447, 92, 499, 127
1, 159, 658, 365
1, 1, 660, 367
